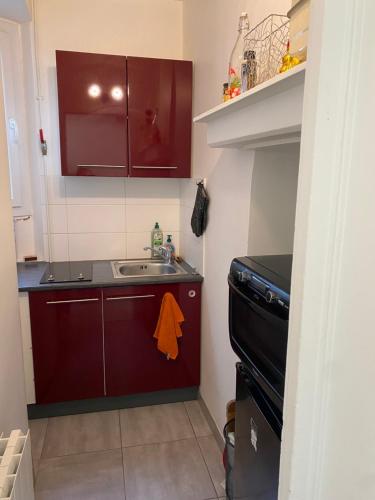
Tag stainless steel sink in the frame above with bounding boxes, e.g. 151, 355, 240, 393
111, 259, 188, 279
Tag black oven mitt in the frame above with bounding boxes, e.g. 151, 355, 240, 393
191, 181, 209, 237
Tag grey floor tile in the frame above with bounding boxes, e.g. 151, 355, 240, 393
120, 403, 194, 447
35, 449, 125, 500
184, 401, 212, 437
33, 458, 40, 480
198, 435, 226, 498
42, 411, 121, 458
29, 418, 48, 478
123, 437, 216, 500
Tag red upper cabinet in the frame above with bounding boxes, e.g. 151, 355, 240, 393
127, 56, 192, 178
56, 51, 192, 178
56, 50, 128, 177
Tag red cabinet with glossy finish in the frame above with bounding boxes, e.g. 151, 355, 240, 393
56, 50, 128, 177
29, 282, 201, 405
103, 282, 201, 396
56, 51, 193, 178
127, 57, 192, 178
29, 288, 104, 404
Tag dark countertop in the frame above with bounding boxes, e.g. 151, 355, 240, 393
18, 259, 203, 292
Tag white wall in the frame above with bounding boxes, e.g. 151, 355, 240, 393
16, 0, 184, 262
183, 0, 292, 432
248, 145, 299, 255
0, 68, 28, 435
179, 179, 205, 274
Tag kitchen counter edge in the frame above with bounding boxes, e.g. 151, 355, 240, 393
17, 260, 203, 293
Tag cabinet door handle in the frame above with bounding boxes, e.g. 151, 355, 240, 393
105, 294, 156, 301
46, 298, 99, 305
131, 165, 178, 170
77, 164, 126, 169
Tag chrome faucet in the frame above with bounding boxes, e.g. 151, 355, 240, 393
143, 245, 174, 264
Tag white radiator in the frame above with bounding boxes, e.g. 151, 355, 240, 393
0, 430, 34, 500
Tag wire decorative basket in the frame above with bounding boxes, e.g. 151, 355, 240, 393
243, 14, 289, 87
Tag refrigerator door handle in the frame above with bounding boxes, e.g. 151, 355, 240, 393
228, 277, 275, 323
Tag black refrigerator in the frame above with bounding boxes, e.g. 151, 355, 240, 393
234, 363, 282, 500
228, 255, 292, 499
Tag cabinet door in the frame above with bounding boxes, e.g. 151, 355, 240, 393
103, 283, 200, 396
127, 57, 192, 178
29, 288, 104, 404
56, 50, 128, 177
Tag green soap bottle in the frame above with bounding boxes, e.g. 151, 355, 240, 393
151, 222, 163, 254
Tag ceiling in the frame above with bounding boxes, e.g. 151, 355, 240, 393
0, 0, 31, 23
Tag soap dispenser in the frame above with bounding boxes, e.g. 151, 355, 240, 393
165, 234, 176, 261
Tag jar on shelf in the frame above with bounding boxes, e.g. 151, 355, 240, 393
287, 0, 310, 62
228, 12, 249, 98
241, 50, 257, 92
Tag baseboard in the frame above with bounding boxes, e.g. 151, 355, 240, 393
198, 392, 225, 452
28, 386, 199, 419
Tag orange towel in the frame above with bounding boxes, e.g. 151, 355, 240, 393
153, 292, 185, 360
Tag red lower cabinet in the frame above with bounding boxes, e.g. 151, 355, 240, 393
29, 288, 104, 404
103, 283, 201, 396
29, 282, 201, 405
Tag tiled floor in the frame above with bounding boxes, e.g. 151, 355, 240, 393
30, 401, 227, 500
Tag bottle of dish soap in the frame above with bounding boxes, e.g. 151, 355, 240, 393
151, 222, 163, 256
165, 234, 176, 261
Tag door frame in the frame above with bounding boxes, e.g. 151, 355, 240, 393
279, 0, 375, 498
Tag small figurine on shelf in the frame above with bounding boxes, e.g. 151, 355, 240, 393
279, 41, 301, 73
229, 68, 241, 98
223, 83, 231, 102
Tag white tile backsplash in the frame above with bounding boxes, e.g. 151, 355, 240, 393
126, 204, 180, 232
67, 205, 126, 233
68, 233, 126, 261
40, 175, 183, 262
46, 175, 66, 205
180, 204, 192, 233
43, 233, 69, 262
126, 232, 152, 260
126, 231, 180, 260
180, 179, 198, 209
39, 175, 47, 206
126, 178, 180, 205
65, 176, 126, 205
48, 205, 68, 234
41, 205, 47, 234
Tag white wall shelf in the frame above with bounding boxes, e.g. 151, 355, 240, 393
194, 62, 306, 150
